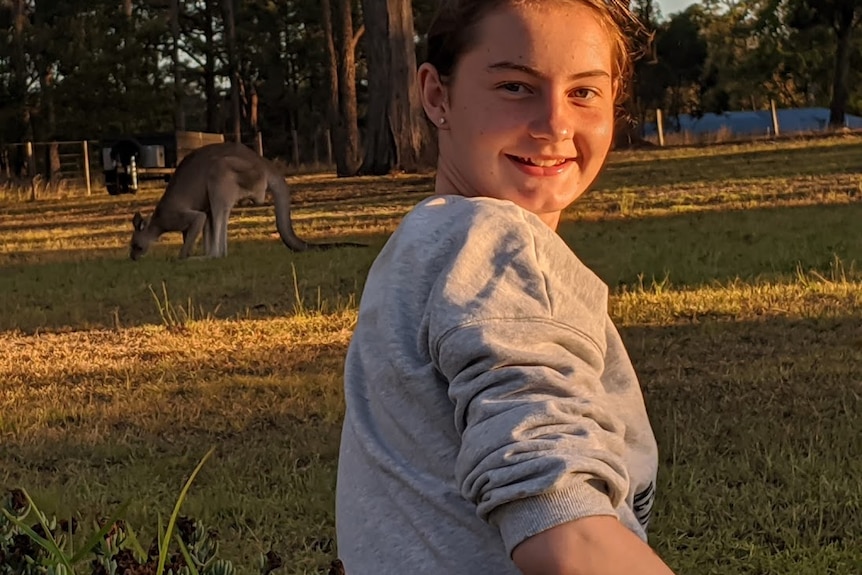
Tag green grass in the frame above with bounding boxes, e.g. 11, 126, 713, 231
0, 134, 861, 574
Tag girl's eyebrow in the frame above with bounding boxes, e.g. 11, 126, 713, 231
487, 61, 610, 82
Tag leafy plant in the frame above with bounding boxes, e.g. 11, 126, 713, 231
1, 448, 282, 575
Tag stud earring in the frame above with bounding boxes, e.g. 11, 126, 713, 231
439, 117, 446, 125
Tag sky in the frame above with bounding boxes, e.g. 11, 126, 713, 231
655, 0, 699, 17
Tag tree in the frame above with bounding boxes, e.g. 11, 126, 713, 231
787, 0, 862, 127
657, 8, 708, 121
629, 0, 664, 141
358, 0, 430, 174
32, 0, 63, 179
221, 0, 240, 142
334, 0, 362, 175
182, 0, 222, 133
322, 0, 362, 175
170, 0, 185, 130
6, 0, 32, 143
699, 1, 779, 112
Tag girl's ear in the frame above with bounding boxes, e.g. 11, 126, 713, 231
418, 63, 450, 129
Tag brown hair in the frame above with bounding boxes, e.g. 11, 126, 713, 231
424, 0, 648, 111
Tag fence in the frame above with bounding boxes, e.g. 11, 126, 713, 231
643, 102, 862, 147
0, 128, 339, 202
0, 140, 100, 201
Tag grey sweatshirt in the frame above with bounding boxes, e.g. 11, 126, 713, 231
336, 195, 658, 574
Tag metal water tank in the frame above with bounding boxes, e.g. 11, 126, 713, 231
101, 147, 115, 170
139, 145, 166, 168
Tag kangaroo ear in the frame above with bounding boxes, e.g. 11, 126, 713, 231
132, 211, 146, 231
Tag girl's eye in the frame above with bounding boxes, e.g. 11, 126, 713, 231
499, 82, 529, 94
572, 88, 598, 100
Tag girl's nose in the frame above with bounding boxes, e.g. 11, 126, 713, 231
528, 95, 574, 142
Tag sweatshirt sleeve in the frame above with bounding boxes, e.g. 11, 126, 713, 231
426, 202, 631, 556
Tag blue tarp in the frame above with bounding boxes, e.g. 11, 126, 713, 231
643, 107, 862, 137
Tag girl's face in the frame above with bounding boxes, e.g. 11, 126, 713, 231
420, 1, 616, 230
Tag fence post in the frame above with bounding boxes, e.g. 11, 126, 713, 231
25, 140, 35, 177
656, 109, 665, 147
770, 99, 780, 137
25, 141, 37, 200
82, 140, 92, 196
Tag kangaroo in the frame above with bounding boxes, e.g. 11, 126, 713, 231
129, 142, 364, 260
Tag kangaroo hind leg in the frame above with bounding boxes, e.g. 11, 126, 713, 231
179, 210, 208, 259
202, 214, 216, 257
207, 178, 237, 258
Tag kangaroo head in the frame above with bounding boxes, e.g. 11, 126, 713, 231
130, 211, 153, 260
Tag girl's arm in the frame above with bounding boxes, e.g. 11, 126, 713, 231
512, 516, 676, 575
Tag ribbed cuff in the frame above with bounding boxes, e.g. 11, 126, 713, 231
490, 480, 618, 557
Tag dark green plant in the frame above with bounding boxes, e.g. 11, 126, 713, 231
1, 448, 282, 575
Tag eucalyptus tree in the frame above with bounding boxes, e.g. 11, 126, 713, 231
358, 0, 430, 174
324, 0, 362, 175
0, 0, 37, 143
221, 0, 240, 141
785, 0, 862, 126
170, 0, 184, 130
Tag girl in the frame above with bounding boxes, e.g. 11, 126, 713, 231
336, 1, 676, 573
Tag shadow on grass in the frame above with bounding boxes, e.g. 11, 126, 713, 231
0, 237, 380, 333
623, 314, 862, 574
1, 201, 861, 334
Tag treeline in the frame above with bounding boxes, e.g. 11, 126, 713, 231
631, 0, 862, 133
1, 0, 859, 176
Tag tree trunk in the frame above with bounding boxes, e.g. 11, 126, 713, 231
827, 8, 855, 128
203, 0, 219, 132
10, 0, 31, 141
613, 115, 652, 149
358, 0, 430, 175
39, 64, 61, 181
249, 83, 259, 148
221, 0, 242, 142
359, 0, 394, 174
122, 0, 133, 19
388, 0, 430, 171
321, 0, 345, 170
170, 0, 186, 130
335, 0, 362, 175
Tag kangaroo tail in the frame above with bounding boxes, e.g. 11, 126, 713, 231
267, 171, 310, 252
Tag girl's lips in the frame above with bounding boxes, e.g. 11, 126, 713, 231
506, 154, 574, 177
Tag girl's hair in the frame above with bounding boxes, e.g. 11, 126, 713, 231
424, 0, 648, 110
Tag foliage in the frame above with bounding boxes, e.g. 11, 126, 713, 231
631, 0, 862, 134
783, 0, 862, 125
0, 454, 284, 575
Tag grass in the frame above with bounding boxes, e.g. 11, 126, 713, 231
1, 134, 861, 574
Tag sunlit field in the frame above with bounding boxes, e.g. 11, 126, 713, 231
1, 134, 860, 574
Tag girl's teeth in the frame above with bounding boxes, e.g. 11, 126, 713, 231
520, 157, 565, 167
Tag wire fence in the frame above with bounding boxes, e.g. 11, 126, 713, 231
0, 140, 98, 201
0, 130, 338, 203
